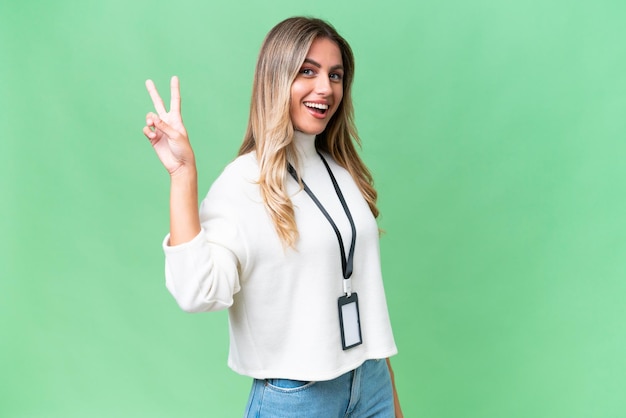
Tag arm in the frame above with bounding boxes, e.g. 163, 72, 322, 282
386, 358, 403, 418
143, 76, 200, 246
143, 77, 240, 312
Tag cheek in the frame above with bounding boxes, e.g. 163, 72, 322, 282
289, 86, 300, 116
290, 80, 305, 104
336, 88, 344, 103
332, 86, 344, 113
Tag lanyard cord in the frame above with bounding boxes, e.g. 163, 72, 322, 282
287, 152, 357, 282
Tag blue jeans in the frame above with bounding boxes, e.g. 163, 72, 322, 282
244, 359, 394, 417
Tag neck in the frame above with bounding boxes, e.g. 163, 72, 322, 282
293, 130, 317, 162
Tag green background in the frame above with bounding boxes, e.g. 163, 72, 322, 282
2, 0, 625, 416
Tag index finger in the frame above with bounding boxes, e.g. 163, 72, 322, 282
170, 76, 181, 114
145, 79, 167, 116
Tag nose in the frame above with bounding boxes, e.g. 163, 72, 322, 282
315, 74, 332, 95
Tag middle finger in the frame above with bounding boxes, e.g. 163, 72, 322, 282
170, 76, 181, 115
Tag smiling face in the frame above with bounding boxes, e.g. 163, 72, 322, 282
290, 37, 344, 135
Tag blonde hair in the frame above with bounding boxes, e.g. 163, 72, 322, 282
238, 17, 378, 247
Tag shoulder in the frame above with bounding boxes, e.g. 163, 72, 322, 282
215, 152, 259, 187
207, 152, 259, 196
202, 152, 261, 211
318, 151, 353, 183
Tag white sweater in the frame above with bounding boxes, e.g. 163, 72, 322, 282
163, 131, 397, 381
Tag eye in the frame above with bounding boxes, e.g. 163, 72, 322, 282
330, 73, 343, 82
300, 68, 315, 76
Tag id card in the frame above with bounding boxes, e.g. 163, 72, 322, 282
338, 293, 362, 350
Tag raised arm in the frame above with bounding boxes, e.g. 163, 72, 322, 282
143, 76, 200, 246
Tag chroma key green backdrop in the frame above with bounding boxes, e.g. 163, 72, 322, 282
1, 0, 625, 417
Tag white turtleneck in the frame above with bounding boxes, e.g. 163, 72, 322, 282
162, 131, 397, 381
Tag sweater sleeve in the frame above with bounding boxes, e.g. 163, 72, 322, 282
162, 169, 248, 313
163, 232, 241, 313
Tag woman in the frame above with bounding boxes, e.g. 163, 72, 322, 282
143, 17, 402, 417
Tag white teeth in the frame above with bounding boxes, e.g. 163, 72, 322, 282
304, 102, 329, 110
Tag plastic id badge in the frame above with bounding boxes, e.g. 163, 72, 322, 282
338, 293, 362, 350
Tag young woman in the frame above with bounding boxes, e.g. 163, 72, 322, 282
143, 17, 402, 417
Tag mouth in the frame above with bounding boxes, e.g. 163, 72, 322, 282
304, 101, 330, 116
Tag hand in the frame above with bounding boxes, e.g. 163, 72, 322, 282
143, 76, 195, 175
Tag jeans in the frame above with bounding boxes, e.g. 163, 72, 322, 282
244, 359, 394, 417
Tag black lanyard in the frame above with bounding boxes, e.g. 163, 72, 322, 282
288, 152, 357, 289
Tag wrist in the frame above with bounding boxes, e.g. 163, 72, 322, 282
169, 163, 198, 182
168, 163, 201, 246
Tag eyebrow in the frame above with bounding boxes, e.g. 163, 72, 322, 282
303, 58, 344, 72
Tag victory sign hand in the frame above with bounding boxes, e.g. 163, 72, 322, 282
143, 76, 195, 175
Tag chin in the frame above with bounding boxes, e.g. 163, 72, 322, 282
298, 122, 331, 136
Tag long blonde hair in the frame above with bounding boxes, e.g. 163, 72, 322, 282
238, 17, 378, 247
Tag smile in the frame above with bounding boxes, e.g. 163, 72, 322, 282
304, 102, 329, 115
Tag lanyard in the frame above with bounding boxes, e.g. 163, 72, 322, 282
287, 152, 357, 296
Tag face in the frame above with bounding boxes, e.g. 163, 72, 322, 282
290, 37, 344, 135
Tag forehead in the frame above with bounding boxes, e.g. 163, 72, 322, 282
305, 37, 343, 66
